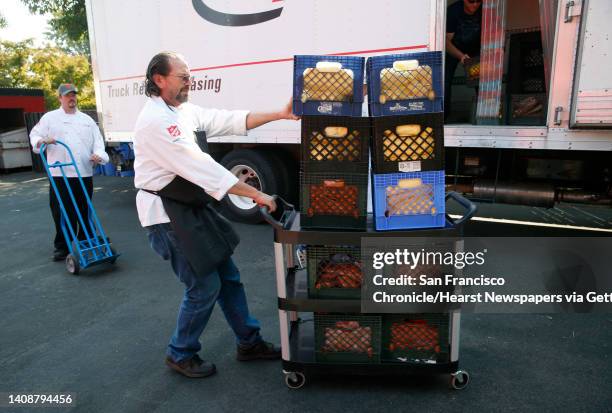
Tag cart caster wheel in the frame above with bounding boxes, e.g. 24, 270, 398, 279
66, 254, 80, 275
450, 370, 470, 390
284, 372, 306, 389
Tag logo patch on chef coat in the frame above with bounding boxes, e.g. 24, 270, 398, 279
166, 124, 182, 138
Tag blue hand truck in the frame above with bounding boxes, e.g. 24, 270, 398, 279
40, 141, 119, 274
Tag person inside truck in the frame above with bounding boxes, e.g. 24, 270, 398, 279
445, 0, 483, 119
133, 52, 299, 378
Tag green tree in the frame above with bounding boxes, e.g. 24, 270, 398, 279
20, 0, 89, 55
0, 40, 33, 88
0, 40, 95, 110
0, 12, 7, 29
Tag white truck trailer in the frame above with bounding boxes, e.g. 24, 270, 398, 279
85, 0, 612, 222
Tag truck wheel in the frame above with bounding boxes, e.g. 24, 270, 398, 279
220, 149, 283, 223
257, 148, 295, 205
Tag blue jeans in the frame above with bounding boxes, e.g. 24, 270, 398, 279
146, 223, 262, 362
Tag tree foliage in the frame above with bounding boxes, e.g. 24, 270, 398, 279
20, 0, 89, 55
0, 39, 95, 110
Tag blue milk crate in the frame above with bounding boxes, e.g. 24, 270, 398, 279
293, 55, 365, 117
373, 170, 445, 231
367, 52, 443, 116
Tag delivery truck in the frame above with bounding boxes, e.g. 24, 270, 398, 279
85, 0, 612, 223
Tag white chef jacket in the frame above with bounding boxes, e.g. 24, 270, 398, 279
133, 95, 249, 227
29, 108, 109, 177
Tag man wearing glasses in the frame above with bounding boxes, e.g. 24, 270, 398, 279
445, 0, 483, 119
133, 52, 298, 378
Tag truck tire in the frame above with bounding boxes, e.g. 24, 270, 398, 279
220, 149, 286, 223
257, 148, 296, 205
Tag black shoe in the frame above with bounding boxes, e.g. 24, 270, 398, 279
53, 249, 68, 261
165, 354, 216, 378
236, 341, 281, 361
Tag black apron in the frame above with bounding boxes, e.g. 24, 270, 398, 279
143, 131, 240, 275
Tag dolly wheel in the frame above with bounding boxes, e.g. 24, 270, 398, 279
284, 372, 306, 389
109, 246, 118, 264
450, 370, 470, 390
66, 254, 80, 275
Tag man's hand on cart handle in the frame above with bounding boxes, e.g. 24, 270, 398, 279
228, 181, 277, 213
37, 137, 56, 148
253, 192, 277, 213
90, 154, 104, 164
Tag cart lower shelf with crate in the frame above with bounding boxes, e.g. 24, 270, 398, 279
261, 193, 476, 390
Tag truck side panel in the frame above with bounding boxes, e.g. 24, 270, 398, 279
86, 0, 432, 142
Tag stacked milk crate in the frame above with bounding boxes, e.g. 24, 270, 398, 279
364, 52, 451, 366
366, 52, 446, 231
293, 55, 368, 232
288, 53, 452, 367
293, 55, 378, 362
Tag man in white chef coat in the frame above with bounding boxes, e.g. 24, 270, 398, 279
133, 51, 298, 378
30, 83, 109, 261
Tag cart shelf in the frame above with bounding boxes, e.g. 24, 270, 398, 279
267, 192, 477, 244
278, 267, 362, 312
261, 193, 475, 390
283, 317, 459, 376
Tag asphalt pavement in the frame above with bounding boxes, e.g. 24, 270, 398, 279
0, 172, 610, 413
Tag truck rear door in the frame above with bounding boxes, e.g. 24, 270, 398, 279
569, 0, 612, 128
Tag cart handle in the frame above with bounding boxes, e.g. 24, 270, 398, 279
40, 141, 79, 168
259, 195, 296, 230
445, 191, 478, 227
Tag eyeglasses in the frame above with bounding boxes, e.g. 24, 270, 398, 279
169, 74, 191, 83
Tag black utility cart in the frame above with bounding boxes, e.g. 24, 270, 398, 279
261, 192, 477, 390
